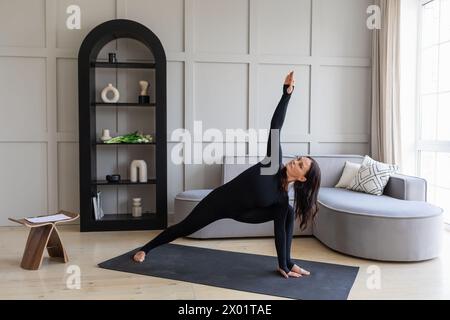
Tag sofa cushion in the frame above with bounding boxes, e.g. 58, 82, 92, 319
176, 188, 296, 204
318, 187, 442, 218
348, 156, 399, 196
335, 161, 361, 189
175, 189, 213, 201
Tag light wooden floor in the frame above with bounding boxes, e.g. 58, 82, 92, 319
1, 224, 449, 300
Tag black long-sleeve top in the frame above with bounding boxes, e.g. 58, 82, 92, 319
218, 85, 293, 271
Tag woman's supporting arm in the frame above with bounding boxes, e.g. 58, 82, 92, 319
285, 205, 296, 270
273, 203, 290, 273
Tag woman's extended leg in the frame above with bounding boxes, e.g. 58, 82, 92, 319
135, 189, 229, 261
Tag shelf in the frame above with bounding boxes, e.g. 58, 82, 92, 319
93, 179, 156, 185
79, 20, 167, 232
91, 61, 156, 69
96, 141, 156, 145
86, 214, 165, 231
97, 213, 157, 222
93, 102, 156, 107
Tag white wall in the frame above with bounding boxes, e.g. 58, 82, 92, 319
0, 0, 372, 225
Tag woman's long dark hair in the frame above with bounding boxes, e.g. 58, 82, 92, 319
281, 156, 321, 231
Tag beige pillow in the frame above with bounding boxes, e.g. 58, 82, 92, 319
335, 161, 361, 189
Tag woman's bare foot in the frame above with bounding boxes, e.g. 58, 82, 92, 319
291, 264, 310, 276
284, 71, 295, 94
278, 267, 302, 278
133, 251, 146, 263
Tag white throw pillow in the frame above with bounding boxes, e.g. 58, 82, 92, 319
335, 161, 361, 189
347, 156, 399, 196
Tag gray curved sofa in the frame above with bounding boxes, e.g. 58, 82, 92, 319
174, 155, 443, 262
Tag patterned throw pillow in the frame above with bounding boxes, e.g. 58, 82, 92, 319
347, 156, 399, 196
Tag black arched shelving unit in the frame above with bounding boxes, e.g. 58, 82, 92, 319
78, 19, 167, 232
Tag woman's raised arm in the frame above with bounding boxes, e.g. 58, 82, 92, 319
265, 72, 295, 164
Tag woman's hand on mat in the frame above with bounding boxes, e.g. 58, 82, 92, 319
133, 251, 146, 263
278, 267, 302, 278
291, 264, 311, 276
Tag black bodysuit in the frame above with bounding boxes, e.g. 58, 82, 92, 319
141, 85, 295, 273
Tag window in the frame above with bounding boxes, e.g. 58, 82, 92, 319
418, 0, 450, 224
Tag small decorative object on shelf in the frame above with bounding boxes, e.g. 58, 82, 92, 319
132, 198, 142, 217
108, 52, 117, 63
106, 174, 121, 183
101, 83, 120, 103
100, 129, 112, 142
138, 80, 150, 104
104, 131, 152, 144
145, 134, 154, 143
92, 191, 104, 220
130, 160, 147, 183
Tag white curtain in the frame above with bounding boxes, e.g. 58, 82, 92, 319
371, 0, 402, 165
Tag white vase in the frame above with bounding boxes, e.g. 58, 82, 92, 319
101, 83, 120, 103
130, 160, 147, 183
132, 198, 142, 217
100, 129, 112, 142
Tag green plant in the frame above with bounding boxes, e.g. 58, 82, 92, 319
104, 131, 152, 144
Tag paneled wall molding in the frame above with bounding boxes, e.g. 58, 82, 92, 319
0, 0, 371, 225
177, 133, 369, 144
45, 0, 59, 214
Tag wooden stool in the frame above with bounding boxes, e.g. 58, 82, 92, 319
9, 211, 79, 270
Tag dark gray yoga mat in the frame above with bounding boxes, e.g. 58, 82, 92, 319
98, 244, 359, 300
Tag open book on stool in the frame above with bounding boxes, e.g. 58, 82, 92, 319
9, 210, 79, 270
25, 213, 73, 224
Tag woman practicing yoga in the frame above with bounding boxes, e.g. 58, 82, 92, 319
133, 71, 322, 278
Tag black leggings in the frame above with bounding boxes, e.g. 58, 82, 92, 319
140, 189, 296, 271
